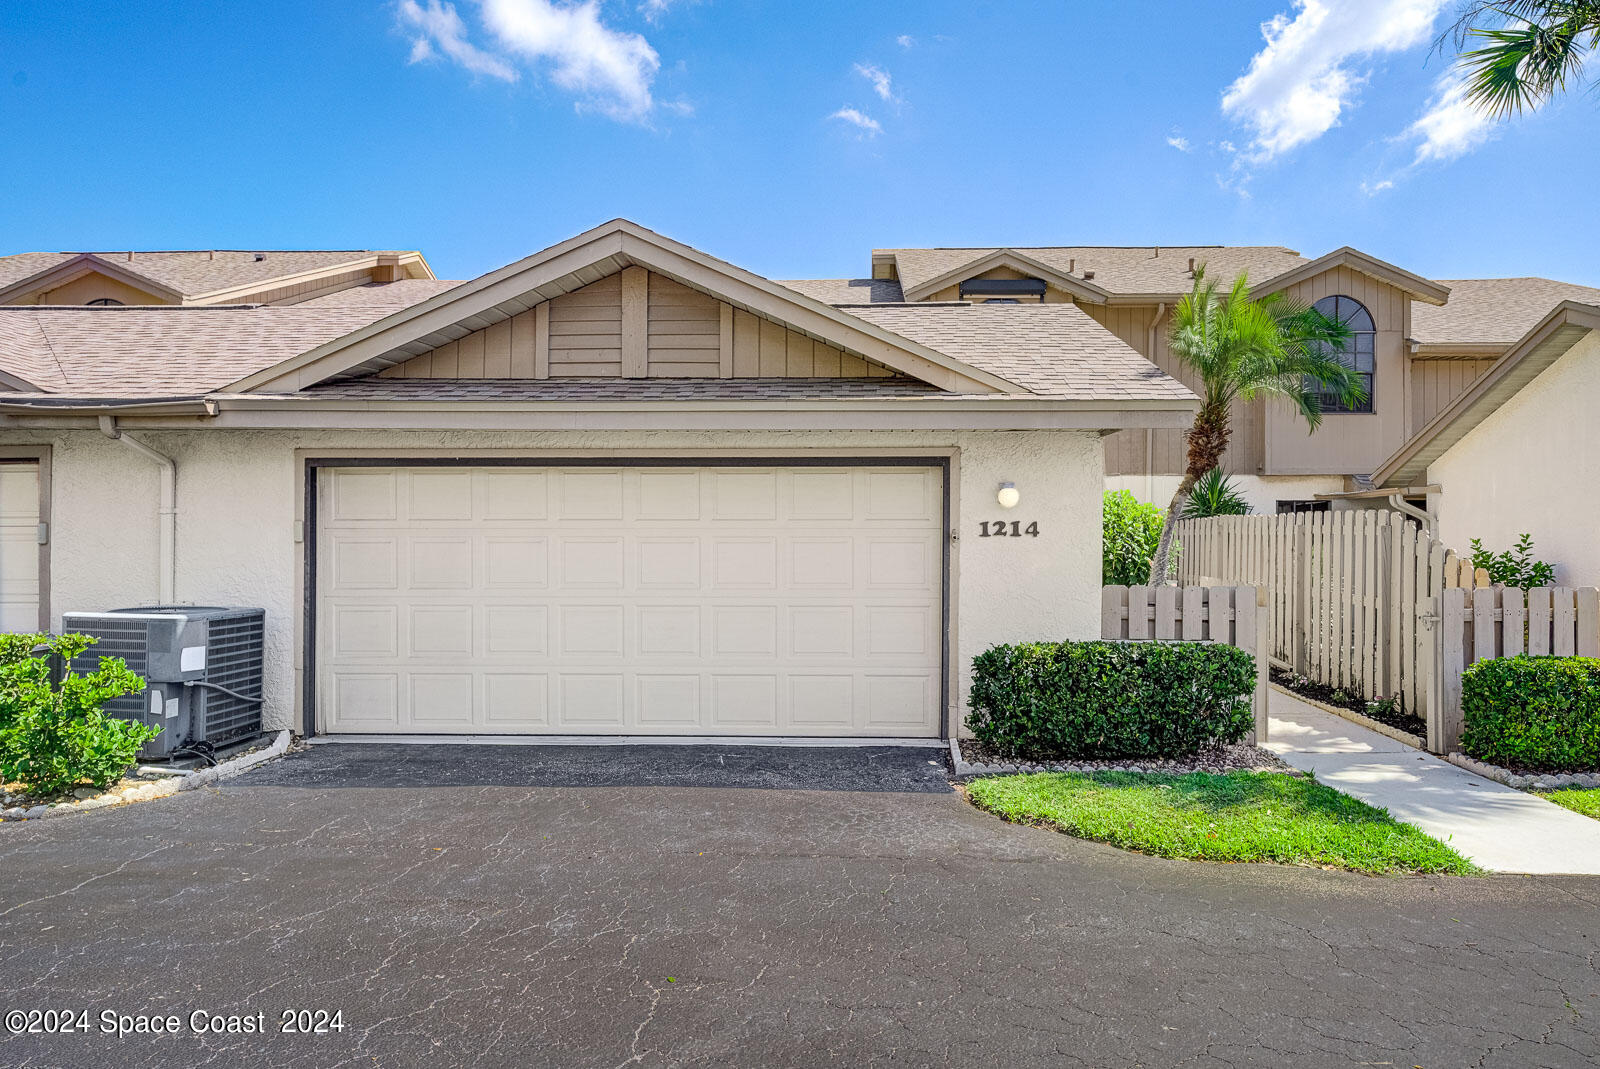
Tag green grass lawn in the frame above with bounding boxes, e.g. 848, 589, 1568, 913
1541, 789, 1600, 821
965, 771, 1478, 876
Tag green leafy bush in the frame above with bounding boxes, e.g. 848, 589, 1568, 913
0, 632, 152, 795
1460, 655, 1600, 772
967, 640, 1256, 760
1103, 490, 1166, 586
1182, 467, 1253, 518
1468, 533, 1555, 590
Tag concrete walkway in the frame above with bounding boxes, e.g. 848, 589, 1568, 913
1265, 689, 1600, 875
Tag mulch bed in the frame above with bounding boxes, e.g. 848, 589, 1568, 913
957, 738, 1289, 774
1270, 667, 1426, 737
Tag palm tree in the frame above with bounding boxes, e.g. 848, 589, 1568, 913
1444, 1, 1600, 116
1146, 268, 1362, 584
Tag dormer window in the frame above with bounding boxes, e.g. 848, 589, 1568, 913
86, 298, 124, 306
959, 278, 1046, 302
1308, 294, 1374, 414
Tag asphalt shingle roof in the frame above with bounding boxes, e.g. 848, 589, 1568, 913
0, 281, 457, 396
840, 303, 1195, 401
878, 246, 1309, 297
0, 249, 424, 300
777, 278, 904, 304
1410, 278, 1600, 347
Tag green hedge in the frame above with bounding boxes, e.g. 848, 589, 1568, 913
966, 640, 1256, 760
1461, 656, 1600, 772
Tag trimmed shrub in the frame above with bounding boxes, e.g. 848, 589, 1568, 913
966, 640, 1256, 760
0, 632, 152, 796
1460, 655, 1600, 772
1103, 490, 1165, 586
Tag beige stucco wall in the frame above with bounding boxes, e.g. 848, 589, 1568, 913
0, 426, 1104, 737
1429, 331, 1600, 586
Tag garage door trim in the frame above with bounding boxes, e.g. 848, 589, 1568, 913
302, 455, 951, 739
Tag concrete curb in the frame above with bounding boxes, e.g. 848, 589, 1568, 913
1442, 751, 1600, 793
1, 730, 291, 822
1268, 683, 1427, 749
950, 736, 1286, 780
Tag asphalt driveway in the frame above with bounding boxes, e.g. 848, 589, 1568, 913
1, 743, 1597, 1068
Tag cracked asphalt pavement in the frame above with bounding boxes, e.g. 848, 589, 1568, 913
1, 742, 1597, 1067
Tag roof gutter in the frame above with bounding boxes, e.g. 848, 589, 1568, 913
98, 415, 176, 604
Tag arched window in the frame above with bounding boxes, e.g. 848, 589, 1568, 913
85, 298, 124, 307
1308, 295, 1374, 414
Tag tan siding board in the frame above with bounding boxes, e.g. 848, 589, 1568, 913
484, 318, 512, 377
718, 303, 733, 378
732, 308, 760, 376
534, 302, 550, 379
758, 318, 787, 375
509, 309, 536, 378
786, 332, 814, 376
813, 342, 842, 377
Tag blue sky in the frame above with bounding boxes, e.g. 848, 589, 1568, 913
1, 0, 1596, 285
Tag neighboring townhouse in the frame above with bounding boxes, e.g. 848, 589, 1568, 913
815, 246, 1600, 583
0, 221, 1195, 742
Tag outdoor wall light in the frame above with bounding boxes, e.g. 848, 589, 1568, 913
996, 482, 1020, 509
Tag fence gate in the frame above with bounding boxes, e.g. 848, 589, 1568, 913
1173, 511, 1600, 754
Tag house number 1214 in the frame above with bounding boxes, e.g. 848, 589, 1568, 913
979, 521, 1039, 537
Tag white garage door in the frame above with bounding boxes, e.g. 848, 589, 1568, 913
316, 464, 945, 737
0, 462, 41, 633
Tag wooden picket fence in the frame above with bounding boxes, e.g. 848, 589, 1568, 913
1174, 510, 1600, 753
1437, 585, 1600, 753
1100, 584, 1270, 743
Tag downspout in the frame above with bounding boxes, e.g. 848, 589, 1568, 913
1146, 302, 1166, 502
1387, 492, 1433, 540
98, 415, 176, 604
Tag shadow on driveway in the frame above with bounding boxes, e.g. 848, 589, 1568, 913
237, 741, 955, 793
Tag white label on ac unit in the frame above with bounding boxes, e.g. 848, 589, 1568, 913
181, 646, 206, 672
149, 690, 162, 716
165, 698, 179, 720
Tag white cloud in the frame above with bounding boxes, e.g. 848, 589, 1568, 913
1404, 71, 1498, 163
1360, 178, 1395, 195
896, 34, 914, 49
398, 0, 518, 82
397, 0, 663, 121
854, 63, 895, 103
1221, 0, 1450, 162
830, 107, 882, 136
639, 0, 674, 23
1166, 134, 1192, 152
481, 0, 659, 120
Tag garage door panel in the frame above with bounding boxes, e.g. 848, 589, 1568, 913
485, 604, 548, 655
557, 471, 624, 520
637, 538, 700, 587
558, 537, 625, 588
485, 537, 549, 587
639, 605, 701, 656
636, 674, 702, 727
318, 465, 942, 736
637, 471, 700, 520
409, 537, 473, 588
485, 673, 549, 726
482, 470, 548, 521
330, 537, 398, 590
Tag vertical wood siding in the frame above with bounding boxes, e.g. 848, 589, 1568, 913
380, 270, 895, 380
1409, 357, 1496, 433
